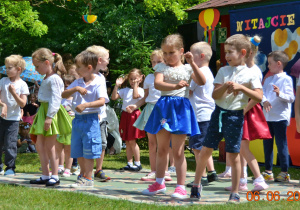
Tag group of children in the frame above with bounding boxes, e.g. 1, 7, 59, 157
0, 32, 296, 202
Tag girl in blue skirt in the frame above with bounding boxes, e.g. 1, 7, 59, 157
142, 34, 206, 199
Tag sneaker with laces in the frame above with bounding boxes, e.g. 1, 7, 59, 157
4, 169, 15, 176
70, 177, 94, 188
207, 172, 218, 182
94, 170, 111, 182
142, 182, 166, 195
62, 170, 71, 177
171, 187, 188, 199
190, 185, 202, 201
275, 172, 290, 182
228, 193, 240, 203
58, 167, 64, 175
225, 183, 248, 191
168, 166, 176, 173
164, 171, 172, 181
0, 169, 4, 175
218, 171, 231, 178
71, 165, 80, 175
252, 181, 269, 192
262, 171, 274, 181
141, 172, 156, 181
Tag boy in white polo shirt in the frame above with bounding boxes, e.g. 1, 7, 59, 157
262, 51, 294, 182
62, 50, 109, 187
187, 42, 217, 188
0, 55, 29, 176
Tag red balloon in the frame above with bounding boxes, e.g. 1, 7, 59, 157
211, 9, 220, 30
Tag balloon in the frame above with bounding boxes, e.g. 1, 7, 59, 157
82, 15, 97, 24
198, 10, 207, 31
204, 9, 214, 30
211, 9, 220, 30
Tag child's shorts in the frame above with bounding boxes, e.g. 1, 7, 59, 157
189, 121, 210, 150
71, 113, 102, 159
203, 105, 244, 153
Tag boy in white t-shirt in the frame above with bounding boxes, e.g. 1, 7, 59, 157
0, 55, 29, 176
187, 42, 217, 188
62, 51, 109, 188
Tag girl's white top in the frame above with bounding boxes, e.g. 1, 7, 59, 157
67, 74, 109, 115
0, 77, 29, 121
249, 64, 263, 82
189, 66, 215, 122
154, 63, 193, 98
118, 87, 144, 111
143, 74, 161, 104
38, 74, 64, 118
214, 65, 262, 110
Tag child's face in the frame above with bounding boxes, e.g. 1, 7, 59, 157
128, 73, 140, 88
97, 53, 110, 71
30, 95, 36, 103
224, 45, 244, 67
63, 59, 74, 70
161, 44, 183, 67
151, 55, 164, 68
5, 62, 20, 79
33, 59, 50, 76
267, 57, 282, 74
75, 61, 90, 78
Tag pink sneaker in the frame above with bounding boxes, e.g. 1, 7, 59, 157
164, 172, 172, 181
218, 171, 231, 178
252, 181, 269, 192
225, 183, 248, 191
171, 187, 188, 199
142, 182, 166, 195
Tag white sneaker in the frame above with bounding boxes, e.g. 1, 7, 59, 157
0, 170, 4, 175
70, 178, 94, 188
141, 172, 156, 181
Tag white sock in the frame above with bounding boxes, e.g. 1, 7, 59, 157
41, 175, 50, 180
226, 166, 231, 173
176, 185, 185, 190
127, 162, 133, 166
58, 165, 64, 169
240, 178, 247, 184
243, 166, 248, 178
156, 178, 165, 185
134, 161, 141, 166
51, 175, 59, 180
254, 175, 265, 183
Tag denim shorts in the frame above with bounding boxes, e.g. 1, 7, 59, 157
203, 105, 244, 153
189, 121, 210, 150
71, 113, 102, 159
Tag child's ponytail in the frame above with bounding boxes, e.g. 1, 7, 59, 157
53, 53, 67, 76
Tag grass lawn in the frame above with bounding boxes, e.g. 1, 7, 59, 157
0, 149, 299, 209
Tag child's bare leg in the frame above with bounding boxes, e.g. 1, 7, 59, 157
59, 148, 65, 167
207, 155, 215, 172
96, 150, 105, 171
240, 140, 260, 179
125, 141, 134, 162
36, 135, 50, 176
78, 157, 84, 176
240, 153, 247, 178
194, 149, 207, 177
156, 129, 171, 178
83, 158, 94, 179
228, 152, 241, 194
171, 134, 187, 185
128, 140, 140, 162
169, 146, 174, 167
194, 146, 213, 185
148, 133, 157, 172
45, 135, 58, 176
64, 145, 73, 170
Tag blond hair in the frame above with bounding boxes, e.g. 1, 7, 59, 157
268, 51, 289, 69
32, 48, 66, 75
5, 55, 26, 72
62, 74, 76, 84
161, 34, 185, 63
75, 50, 98, 70
190, 42, 212, 62
120, 68, 144, 88
86, 45, 109, 58
150, 49, 163, 61
225, 34, 251, 58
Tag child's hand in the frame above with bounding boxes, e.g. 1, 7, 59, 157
75, 104, 86, 113
227, 82, 242, 96
8, 84, 16, 94
263, 101, 272, 112
76, 87, 87, 95
32, 102, 39, 107
116, 77, 125, 86
273, 85, 280, 97
44, 117, 52, 131
175, 80, 189, 89
126, 104, 137, 113
1, 104, 7, 118
184, 52, 194, 64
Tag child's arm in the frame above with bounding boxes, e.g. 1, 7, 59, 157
154, 72, 189, 91
132, 77, 141, 99
111, 77, 124, 100
8, 84, 27, 108
272, 83, 295, 103
185, 52, 206, 85
75, 97, 106, 113
212, 83, 231, 100
126, 89, 148, 113
227, 82, 263, 102
0, 99, 7, 118
244, 99, 258, 115
62, 86, 87, 98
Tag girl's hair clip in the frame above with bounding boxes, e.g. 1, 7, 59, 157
52, 53, 56, 56
250, 37, 260, 46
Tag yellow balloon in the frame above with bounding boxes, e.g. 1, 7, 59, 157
204, 9, 214, 29
87, 15, 97, 23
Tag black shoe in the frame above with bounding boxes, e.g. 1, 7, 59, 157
30, 177, 49, 184
190, 186, 201, 201
45, 178, 60, 187
207, 172, 218, 182
120, 164, 132, 170
201, 177, 209, 186
134, 164, 142, 171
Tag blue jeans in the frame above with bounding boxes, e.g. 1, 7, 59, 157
263, 120, 289, 172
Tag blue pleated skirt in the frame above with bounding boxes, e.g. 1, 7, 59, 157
144, 96, 200, 136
